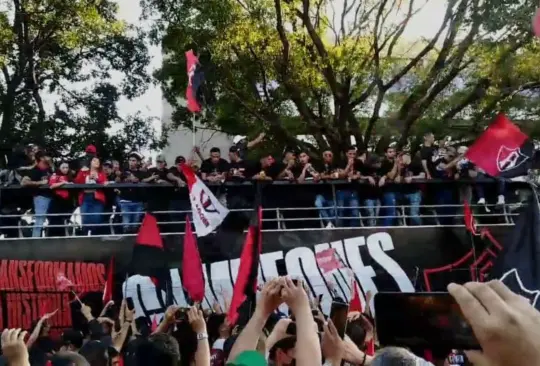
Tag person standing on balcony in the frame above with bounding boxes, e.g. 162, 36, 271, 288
337, 146, 362, 227
395, 153, 425, 225
75, 157, 107, 235
359, 154, 383, 227
379, 146, 399, 226
118, 152, 150, 233
21, 151, 53, 237
48, 161, 74, 237
315, 150, 339, 228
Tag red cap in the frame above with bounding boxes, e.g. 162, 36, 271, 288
85, 144, 97, 154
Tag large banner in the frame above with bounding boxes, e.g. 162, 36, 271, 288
0, 226, 511, 334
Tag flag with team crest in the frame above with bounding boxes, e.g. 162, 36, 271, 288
490, 195, 540, 309
465, 113, 534, 178
181, 163, 229, 236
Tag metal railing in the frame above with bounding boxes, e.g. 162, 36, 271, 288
0, 179, 532, 238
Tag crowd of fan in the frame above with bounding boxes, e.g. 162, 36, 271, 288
1, 278, 539, 366
0, 132, 511, 238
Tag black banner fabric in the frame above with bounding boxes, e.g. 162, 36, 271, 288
0, 226, 511, 334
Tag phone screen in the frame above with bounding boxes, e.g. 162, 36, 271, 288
329, 301, 349, 338
374, 292, 480, 350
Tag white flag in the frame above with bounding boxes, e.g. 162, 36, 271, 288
181, 163, 229, 236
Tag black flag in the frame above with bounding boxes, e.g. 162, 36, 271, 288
490, 195, 540, 308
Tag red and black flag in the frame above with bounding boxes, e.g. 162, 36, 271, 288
465, 113, 534, 178
132, 213, 173, 305
227, 188, 263, 326
185, 50, 205, 113
491, 196, 540, 309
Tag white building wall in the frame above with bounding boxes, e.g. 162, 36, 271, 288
161, 101, 234, 165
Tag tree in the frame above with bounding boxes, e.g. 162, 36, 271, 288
143, 0, 540, 157
0, 0, 163, 165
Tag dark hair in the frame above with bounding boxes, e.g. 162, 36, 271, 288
135, 333, 180, 366
78, 340, 109, 366
347, 146, 357, 152
35, 151, 50, 162
386, 146, 396, 152
206, 313, 226, 345
268, 336, 297, 361
174, 156, 186, 164
61, 329, 84, 349
210, 147, 221, 154
229, 146, 239, 153
345, 319, 367, 349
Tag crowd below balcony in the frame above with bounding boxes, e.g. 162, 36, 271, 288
0, 132, 525, 238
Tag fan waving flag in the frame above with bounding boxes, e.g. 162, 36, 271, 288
186, 50, 204, 113
490, 196, 540, 309
102, 257, 115, 304
182, 216, 205, 303
465, 114, 534, 178
228, 188, 263, 326
181, 163, 229, 236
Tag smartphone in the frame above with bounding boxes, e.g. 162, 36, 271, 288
374, 292, 480, 350
125, 297, 135, 311
329, 301, 349, 338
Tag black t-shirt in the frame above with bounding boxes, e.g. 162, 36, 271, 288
228, 160, 249, 181
247, 161, 283, 180
292, 163, 319, 180
167, 166, 188, 199
24, 166, 53, 197
358, 164, 382, 199
420, 146, 439, 175
379, 159, 395, 177
433, 158, 455, 180
320, 162, 340, 178
118, 169, 148, 201
456, 159, 475, 179
148, 167, 169, 181
340, 159, 364, 173
201, 158, 230, 178
399, 161, 424, 193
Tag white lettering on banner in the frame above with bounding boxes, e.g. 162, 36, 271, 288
121, 233, 414, 319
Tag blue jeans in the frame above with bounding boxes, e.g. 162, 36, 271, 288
435, 189, 454, 225
33, 195, 51, 237
382, 192, 398, 226
314, 194, 336, 225
364, 199, 380, 227
119, 201, 144, 231
336, 190, 360, 227
403, 191, 422, 226
81, 194, 105, 235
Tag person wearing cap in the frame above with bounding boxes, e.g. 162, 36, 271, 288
117, 152, 149, 233
228, 146, 248, 181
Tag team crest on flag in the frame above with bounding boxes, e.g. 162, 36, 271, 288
496, 146, 529, 173
500, 269, 540, 307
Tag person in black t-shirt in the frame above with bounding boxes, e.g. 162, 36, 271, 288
378, 147, 399, 226
420, 132, 437, 179
21, 151, 53, 237
336, 147, 361, 227
147, 154, 170, 183
315, 150, 339, 228
228, 146, 249, 181
293, 152, 320, 182
201, 147, 229, 183
118, 152, 149, 233
164, 156, 190, 232
358, 155, 383, 227
394, 153, 425, 225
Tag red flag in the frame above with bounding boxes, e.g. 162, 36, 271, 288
316, 248, 345, 274
534, 8, 540, 38
182, 216, 205, 302
56, 272, 74, 291
465, 114, 532, 178
227, 206, 262, 326
349, 282, 363, 312
151, 315, 159, 332
463, 201, 478, 235
136, 214, 163, 249
186, 50, 202, 113
103, 257, 114, 304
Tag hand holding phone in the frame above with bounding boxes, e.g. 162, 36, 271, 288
329, 301, 349, 339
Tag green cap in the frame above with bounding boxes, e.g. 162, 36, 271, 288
226, 350, 267, 366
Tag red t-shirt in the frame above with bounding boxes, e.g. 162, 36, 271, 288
49, 174, 70, 200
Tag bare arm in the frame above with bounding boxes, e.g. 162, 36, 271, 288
247, 132, 265, 149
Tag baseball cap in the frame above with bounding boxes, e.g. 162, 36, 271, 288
226, 351, 267, 366
156, 154, 167, 163
85, 145, 97, 154
175, 156, 186, 164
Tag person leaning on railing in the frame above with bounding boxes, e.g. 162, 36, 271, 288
20, 151, 53, 238
74, 157, 108, 236
48, 161, 75, 237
